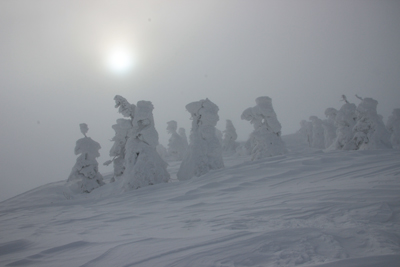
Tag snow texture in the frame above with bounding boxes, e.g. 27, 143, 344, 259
166, 120, 187, 161
222, 119, 238, 154
177, 98, 224, 181
67, 125, 104, 193
387, 108, 400, 149
122, 100, 170, 190
241, 96, 286, 159
2, 135, 400, 267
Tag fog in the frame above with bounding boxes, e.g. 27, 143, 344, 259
1, 0, 399, 201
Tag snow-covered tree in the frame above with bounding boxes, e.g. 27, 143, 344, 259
166, 120, 187, 161
105, 119, 132, 179
67, 124, 104, 193
244, 137, 255, 155
222, 119, 238, 154
178, 127, 189, 151
122, 100, 170, 189
241, 96, 286, 160
322, 108, 337, 148
177, 98, 224, 181
387, 108, 400, 149
235, 142, 249, 156
309, 116, 325, 149
328, 98, 357, 150
114, 95, 135, 119
216, 128, 224, 147
104, 96, 135, 181
156, 144, 169, 161
80, 123, 89, 137
348, 97, 392, 150
297, 120, 313, 146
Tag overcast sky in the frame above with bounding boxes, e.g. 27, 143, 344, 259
1, 0, 399, 201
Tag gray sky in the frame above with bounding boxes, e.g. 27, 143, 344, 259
1, 0, 399, 201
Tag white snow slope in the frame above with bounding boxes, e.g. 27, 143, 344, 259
1, 134, 400, 267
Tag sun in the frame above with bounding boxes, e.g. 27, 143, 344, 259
106, 46, 134, 74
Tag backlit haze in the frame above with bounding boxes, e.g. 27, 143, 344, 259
1, 0, 399, 201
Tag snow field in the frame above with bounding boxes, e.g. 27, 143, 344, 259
0, 135, 400, 266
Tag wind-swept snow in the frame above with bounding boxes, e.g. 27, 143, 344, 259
1, 135, 400, 267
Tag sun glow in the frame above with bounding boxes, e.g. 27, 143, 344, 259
106, 46, 134, 74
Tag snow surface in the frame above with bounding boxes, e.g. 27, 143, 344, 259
1, 135, 400, 267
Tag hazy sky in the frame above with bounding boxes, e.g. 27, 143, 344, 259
1, 0, 399, 201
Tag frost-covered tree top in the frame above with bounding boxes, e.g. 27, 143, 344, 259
222, 119, 238, 153
241, 96, 282, 134
186, 98, 219, 127
166, 120, 187, 161
178, 127, 189, 148
324, 108, 338, 123
177, 98, 223, 180
389, 109, 400, 120
351, 97, 392, 150
167, 120, 178, 134
327, 100, 357, 150
105, 96, 136, 179
341, 94, 349, 104
241, 107, 258, 128
356, 97, 378, 118
241, 96, 286, 159
114, 95, 135, 118
178, 127, 188, 140
131, 100, 158, 148
80, 123, 89, 137
297, 120, 313, 146
122, 100, 170, 190
72, 124, 101, 161
67, 124, 104, 193
109, 118, 132, 158
334, 102, 357, 128
74, 136, 101, 158
223, 119, 238, 141
178, 127, 186, 136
